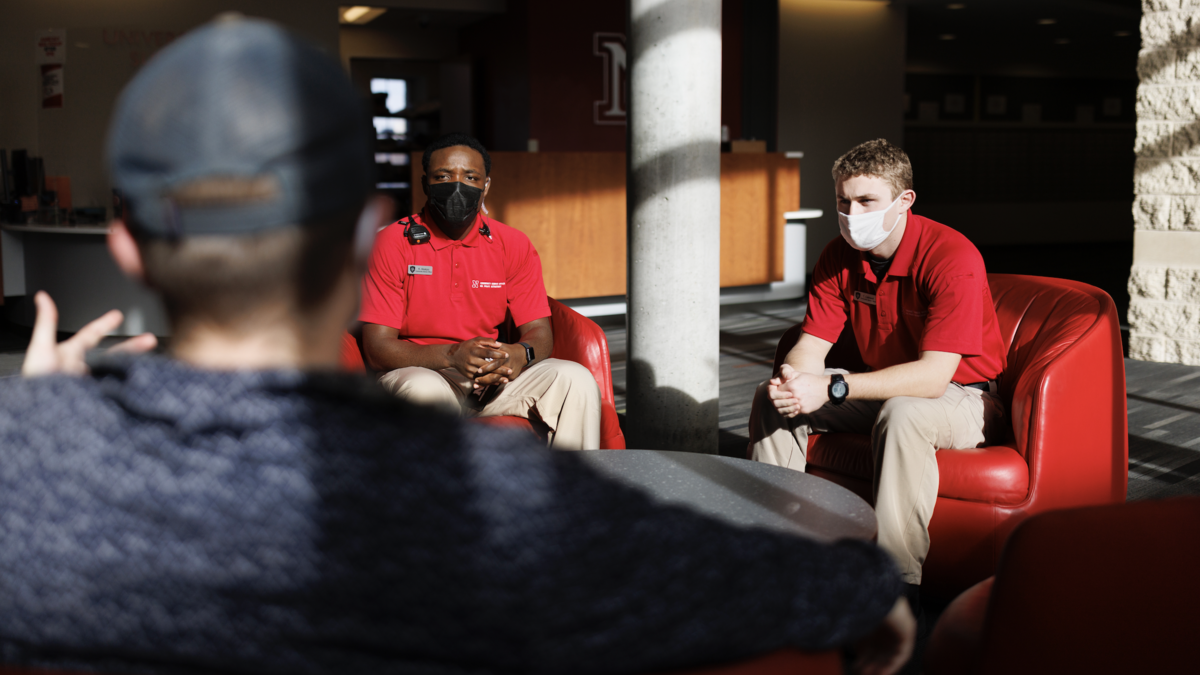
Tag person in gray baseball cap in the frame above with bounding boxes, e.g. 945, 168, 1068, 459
0, 16, 914, 675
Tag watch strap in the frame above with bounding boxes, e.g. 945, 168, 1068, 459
519, 341, 535, 365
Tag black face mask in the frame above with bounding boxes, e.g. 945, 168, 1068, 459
426, 181, 483, 236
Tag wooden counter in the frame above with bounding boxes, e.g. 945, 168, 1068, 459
413, 152, 799, 299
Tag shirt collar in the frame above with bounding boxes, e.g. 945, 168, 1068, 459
889, 211, 921, 276
420, 208, 484, 250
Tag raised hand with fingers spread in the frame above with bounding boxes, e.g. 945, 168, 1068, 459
22, 291, 159, 377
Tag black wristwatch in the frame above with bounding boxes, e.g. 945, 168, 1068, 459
829, 373, 848, 406
519, 341, 535, 366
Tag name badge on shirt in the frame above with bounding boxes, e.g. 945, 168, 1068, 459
407, 265, 433, 276
854, 291, 877, 306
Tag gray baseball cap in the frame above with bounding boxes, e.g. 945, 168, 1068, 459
107, 16, 372, 237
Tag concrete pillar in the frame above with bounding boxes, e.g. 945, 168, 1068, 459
1129, 0, 1200, 365
625, 0, 722, 452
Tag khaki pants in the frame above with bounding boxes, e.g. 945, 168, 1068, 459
378, 358, 602, 450
749, 369, 1005, 584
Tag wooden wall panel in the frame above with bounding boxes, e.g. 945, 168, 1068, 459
719, 154, 798, 286
414, 152, 627, 299
413, 152, 798, 299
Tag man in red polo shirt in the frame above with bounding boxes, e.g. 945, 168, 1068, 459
359, 133, 601, 450
748, 139, 1007, 600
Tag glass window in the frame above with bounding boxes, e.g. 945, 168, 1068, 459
370, 78, 407, 139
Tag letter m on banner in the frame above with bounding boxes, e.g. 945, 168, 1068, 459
593, 33, 626, 126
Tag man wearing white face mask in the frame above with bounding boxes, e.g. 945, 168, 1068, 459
747, 139, 1007, 612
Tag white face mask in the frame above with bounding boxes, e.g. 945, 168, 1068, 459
838, 194, 904, 251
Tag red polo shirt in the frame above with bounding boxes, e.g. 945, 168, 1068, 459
359, 210, 551, 345
802, 213, 1005, 384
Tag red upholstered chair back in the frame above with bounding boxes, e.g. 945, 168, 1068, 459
340, 299, 625, 449
984, 274, 1127, 502
942, 498, 1200, 675
546, 298, 616, 411
340, 328, 367, 371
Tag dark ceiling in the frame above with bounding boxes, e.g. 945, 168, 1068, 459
902, 0, 1142, 78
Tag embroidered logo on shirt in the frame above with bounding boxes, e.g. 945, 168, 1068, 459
854, 291, 877, 306
473, 280, 505, 289
408, 265, 433, 275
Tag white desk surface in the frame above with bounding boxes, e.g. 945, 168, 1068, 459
784, 209, 823, 220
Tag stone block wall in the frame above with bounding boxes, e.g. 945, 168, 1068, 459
1131, 0, 1200, 364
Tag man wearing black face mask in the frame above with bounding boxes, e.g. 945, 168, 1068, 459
359, 133, 602, 450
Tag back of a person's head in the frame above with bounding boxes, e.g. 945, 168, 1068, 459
106, 16, 372, 327
831, 139, 913, 199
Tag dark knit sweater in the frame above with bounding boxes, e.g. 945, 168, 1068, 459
0, 355, 902, 675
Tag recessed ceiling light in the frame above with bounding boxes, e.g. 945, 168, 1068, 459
947, 3, 965, 8
940, 34, 957, 40
1038, 18, 1057, 25
339, 5, 387, 25
1115, 30, 1131, 37
1055, 38, 1070, 44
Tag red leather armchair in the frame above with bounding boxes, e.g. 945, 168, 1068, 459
765, 274, 1128, 599
341, 297, 626, 450
925, 497, 1200, 674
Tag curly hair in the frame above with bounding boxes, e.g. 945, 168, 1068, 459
831, 139, 913, 199
422, 132, 491, 176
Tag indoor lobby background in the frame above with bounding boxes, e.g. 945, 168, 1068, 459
3, 0, 1197, 470
2, 0, 1166, 356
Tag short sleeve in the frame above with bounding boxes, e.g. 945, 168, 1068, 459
504, 230, 551, 327
358, 225, 409, 331
919, 263, 985, 356
801, 240, 850, 343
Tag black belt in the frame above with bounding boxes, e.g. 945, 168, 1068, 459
960, 381, 992, 391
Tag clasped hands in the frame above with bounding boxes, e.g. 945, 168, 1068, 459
767, 364, 833, 418
446, 336, 527, 391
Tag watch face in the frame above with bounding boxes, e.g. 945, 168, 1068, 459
831, 381, 849, 399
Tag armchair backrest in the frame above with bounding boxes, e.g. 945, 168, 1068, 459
975, 498, 1200, 675
547, 298, 617, 412
986, 274, 1126, 504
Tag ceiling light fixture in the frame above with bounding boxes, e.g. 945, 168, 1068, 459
339, 6, 388, 25
947, 3, 965, 8
343, 6, 370, 21
940, 34, 956, 40
1055, 38, 1070, 44
1038, 18, 1057, 25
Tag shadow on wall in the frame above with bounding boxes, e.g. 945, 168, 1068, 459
1137, 37, 1200, 173
625, 358, 720, 453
